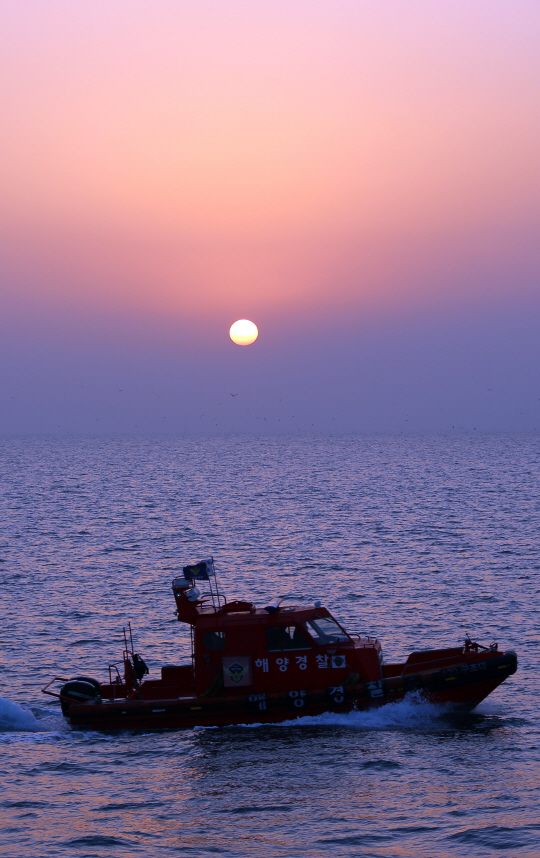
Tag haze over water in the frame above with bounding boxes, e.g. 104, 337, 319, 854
1, 434, 538, 857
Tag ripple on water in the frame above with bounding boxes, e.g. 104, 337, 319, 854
361, 759, 402, 769
62, 835, 135, 848
447, 824, 540, 849
222, 805, 292, 814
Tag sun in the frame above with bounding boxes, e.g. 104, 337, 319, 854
229, 319, 258, 346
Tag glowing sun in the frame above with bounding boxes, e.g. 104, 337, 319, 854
229, 319, 258, 346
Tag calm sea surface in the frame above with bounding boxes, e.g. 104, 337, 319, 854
0, 434, 538, 858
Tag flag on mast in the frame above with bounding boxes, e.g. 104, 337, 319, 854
183, 557, 215, 580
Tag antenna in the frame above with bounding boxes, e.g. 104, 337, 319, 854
207, 556, 222, 609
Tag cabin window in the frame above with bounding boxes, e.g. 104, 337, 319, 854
204, 631, 226, 650
267, 625, 311, 652
304, 618, 349, 644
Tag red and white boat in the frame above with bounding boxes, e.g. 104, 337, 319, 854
43, 558, 518, 729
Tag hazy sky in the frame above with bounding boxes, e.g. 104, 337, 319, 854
1, 0, 539, 435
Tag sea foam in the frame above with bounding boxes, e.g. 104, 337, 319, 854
210, 694, 449, 732
0, 696, 41, 732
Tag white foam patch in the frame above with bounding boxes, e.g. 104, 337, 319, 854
471, 700, 505, 716
0, 698, 68, 734
218, 694, 450, 732
0, 696, 40, 732
29, 705, 69, 732
278, 695, 448, 729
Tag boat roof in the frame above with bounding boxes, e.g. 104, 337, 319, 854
194, 603, 333, 628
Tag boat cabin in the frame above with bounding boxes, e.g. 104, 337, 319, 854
172, 569, 383, 698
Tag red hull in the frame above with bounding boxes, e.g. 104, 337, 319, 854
65, 649, 517, 730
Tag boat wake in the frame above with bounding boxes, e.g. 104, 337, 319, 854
0, 696, 66, 733
280, 694, 450, 729
212, 693, 454, 732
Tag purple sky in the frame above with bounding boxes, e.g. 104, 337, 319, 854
1, 1, 539, 435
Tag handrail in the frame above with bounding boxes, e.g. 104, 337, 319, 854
41, 676, 70, 698
108, 661, 124, 685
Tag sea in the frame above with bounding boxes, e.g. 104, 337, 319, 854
0, 433, 538, 858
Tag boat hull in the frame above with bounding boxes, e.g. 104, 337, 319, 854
65, 648, 517, 730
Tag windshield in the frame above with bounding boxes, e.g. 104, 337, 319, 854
304, 617, 349, 644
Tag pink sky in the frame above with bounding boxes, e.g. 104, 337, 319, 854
1, 1, 540, 434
